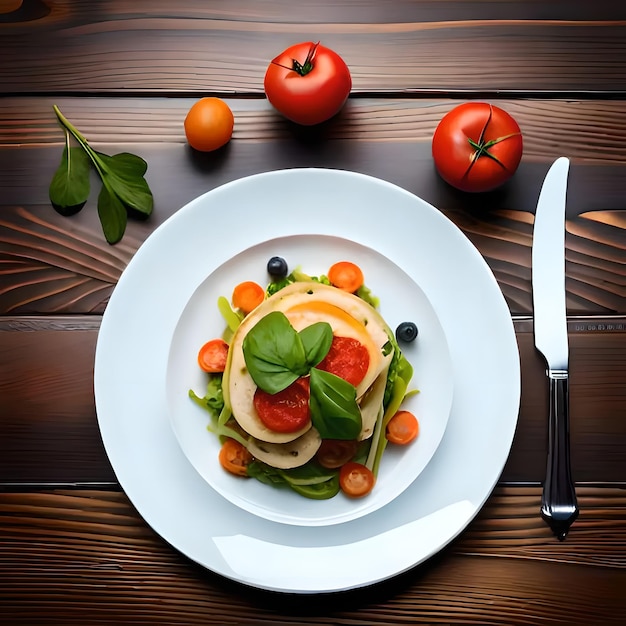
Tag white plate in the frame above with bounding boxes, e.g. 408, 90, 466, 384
94, 168, 520, 594
167, 234, 453, 526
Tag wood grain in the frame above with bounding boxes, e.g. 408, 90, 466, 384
1, 98, 625, 316
0, 486, 624, 625
1, 3, 625, 622
1, 317, 625, 485
1, 1, 625, 94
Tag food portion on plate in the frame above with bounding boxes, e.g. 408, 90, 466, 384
189, 258, 420, 501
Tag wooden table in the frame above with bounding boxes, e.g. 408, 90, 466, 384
1, 1, 625, 624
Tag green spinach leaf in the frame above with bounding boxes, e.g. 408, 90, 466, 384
49, 137, 91, 216
49, 105, 153, 244
97, 181, 128, 244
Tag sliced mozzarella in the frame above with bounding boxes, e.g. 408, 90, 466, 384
248, 428, 322, 469
225, 281, 394, 445
357, 360, 392, 441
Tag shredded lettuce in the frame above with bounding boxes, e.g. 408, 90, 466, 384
188, 376, 224, 419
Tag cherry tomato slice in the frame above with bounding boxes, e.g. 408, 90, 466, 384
316, 336, 369, 387
316, 439, 359, 469
339, 462, 375, 498
253, 377, 310, 433
197, 338, 229, 373
218, 438, 253, 477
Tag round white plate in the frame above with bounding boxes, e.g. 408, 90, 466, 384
94, 168, 520, 594
167, 234, 453, 526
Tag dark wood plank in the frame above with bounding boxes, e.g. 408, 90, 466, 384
1, 317, 624, 484
0, 486, 624, 624
1, 98, 625, 316
1, 2, 625, 94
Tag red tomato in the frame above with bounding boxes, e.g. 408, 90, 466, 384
253, 377, 310, 433
432, 102, 523, 193
264, 41, 352, 126
316, 336, 369, 387
316, 439, 359, 469
339, 462, 375, 498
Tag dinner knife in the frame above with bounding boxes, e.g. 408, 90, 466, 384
532, 156, 579, 540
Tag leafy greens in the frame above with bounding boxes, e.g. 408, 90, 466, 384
49, 105, 153, 244
242, 311, 362, 440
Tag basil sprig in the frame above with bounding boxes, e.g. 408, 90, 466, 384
242, 311, 363, 440
49, 105, 153, 244
242, 311, 314, 393
309, 368, 362, 440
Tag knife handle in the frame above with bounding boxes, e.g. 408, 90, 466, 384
541, 371, 579, 540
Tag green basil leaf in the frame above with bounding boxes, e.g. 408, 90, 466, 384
299, 321, 333, 367
49, 144, 91, 216
243, 311, 308, 394
97, 151, 148, 177
97, 182, 127, 244
309, 368, 362, 440
96, 152, 153, 216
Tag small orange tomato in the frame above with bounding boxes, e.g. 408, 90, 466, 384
184, 97, 234, 152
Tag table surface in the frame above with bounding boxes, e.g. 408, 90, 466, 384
1, 1, 625, 624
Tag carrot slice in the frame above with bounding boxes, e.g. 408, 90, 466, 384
385, 410, 419, 445
328, 261, 364, 293
198, 338, 229, 373
219, 438, 253, 477
232, 281, 265, 314
339, 462, 375, 498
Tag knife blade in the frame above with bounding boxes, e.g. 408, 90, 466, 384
532, 156, 579, 540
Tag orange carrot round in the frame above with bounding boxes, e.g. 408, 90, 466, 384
232, 280, 265, 314
385, 410, 419, 445
328, 261, 364, 293
197, 338, 229, 373
218, 438, 253, 477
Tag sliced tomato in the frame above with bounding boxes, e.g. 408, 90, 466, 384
218, 438, 253, 477
197, 338, 229, 373
253, 377, 310, 433
316, 439, 359, 469
316, 336, 369, 387
339, 462, 375, 498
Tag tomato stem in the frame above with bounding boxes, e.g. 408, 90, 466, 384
462, 104, 521, 180
272, 41, 320, 76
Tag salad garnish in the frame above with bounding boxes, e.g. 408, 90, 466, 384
189, 258, 419, 500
